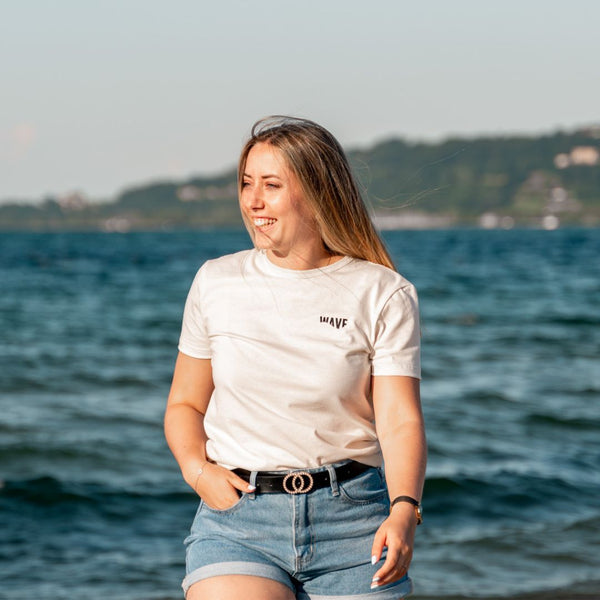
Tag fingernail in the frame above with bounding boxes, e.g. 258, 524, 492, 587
370, 577, 380, 589
247, 484, 256, 491
371, 555, 378, 565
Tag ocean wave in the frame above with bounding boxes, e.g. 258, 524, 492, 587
524, 413, 600, 430
540, 315, 600, 327
422, 471, 589, 522
2, 371, 169, 393
0, 475, 190, 510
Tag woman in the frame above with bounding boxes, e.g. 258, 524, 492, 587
165, 116, 426, 600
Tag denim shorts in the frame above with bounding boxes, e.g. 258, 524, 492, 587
182, 461, 413, 599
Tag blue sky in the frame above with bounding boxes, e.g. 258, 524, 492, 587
1, 0, 598, 201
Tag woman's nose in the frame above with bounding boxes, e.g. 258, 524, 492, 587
244, 186, 264, 210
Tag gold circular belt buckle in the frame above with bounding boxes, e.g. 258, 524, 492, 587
282, 471, 314, 494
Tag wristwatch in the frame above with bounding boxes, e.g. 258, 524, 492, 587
390, 495, 423, 525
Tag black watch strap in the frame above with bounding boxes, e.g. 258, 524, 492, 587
390, 495, 423, 524
390, 495, 419, 509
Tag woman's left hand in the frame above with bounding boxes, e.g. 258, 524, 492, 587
370, 503, 417, 589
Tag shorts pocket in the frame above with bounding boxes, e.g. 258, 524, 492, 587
184, 493, 250, 546
200, 491, 249, 515
338, 466, 388, 505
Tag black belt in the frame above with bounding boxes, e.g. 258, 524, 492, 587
233, 460, 371, 495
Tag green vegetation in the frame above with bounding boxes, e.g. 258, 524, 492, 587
2, 126, 599, 230
349, 127, 600, 226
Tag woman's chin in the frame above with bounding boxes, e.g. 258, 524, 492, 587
253, 239, 272, 251
252, 232, 276, 251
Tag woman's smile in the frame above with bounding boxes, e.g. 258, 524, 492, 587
252, 217, 277, 229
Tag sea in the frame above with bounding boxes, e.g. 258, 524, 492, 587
1, 228, 599, 600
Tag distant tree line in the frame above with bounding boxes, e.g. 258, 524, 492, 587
349, 129, 600, 220
1, 127, 599, 231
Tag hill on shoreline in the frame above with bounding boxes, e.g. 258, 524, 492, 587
2, 126, 599, 231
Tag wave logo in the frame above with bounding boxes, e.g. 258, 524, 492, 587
319, 316, 348, 329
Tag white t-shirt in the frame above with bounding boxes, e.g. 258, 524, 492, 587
178, 249, 420, 471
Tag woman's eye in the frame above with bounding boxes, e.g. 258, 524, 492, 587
266, 183, 280, 189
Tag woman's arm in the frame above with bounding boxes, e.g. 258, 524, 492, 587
370, 375, 426, 588
164, 352, 253, 509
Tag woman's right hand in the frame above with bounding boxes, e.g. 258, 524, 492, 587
184, 461, 256, 510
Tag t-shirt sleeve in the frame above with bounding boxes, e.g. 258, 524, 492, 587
177, 268, 212, 359
371, 284, 421, 379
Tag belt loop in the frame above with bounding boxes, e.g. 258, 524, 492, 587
248, 471, 258, 500
326, 464, 339, 496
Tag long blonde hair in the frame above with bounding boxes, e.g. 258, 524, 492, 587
238, 116, 395, 270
